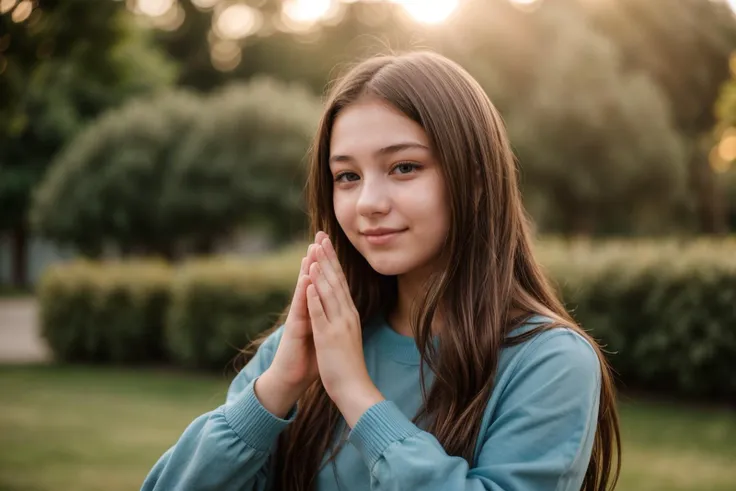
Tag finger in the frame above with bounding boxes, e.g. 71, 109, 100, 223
315, 230, 328, 245
306, 283, 328, 329
305, 244, 317, 271
309, 262, 340, 321
289, 274, 311, 315
315, 245, 351, 307
321, 237, 352, 302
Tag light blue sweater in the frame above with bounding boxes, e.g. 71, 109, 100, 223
141, 315, 600, 491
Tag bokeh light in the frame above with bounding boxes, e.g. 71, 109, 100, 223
150, 2, 185, 31
136, 0, 175, 17
214, 3, 261, 40
210, 39, 242, 71
191, 0, 219, 9
280, 0, 342, 32
283, 0, 332, 23
10, 0, 31, 22
0, 0, 17, 15
718, 129, 736, 161
393, 0, 459, 25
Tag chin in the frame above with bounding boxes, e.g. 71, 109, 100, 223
363, 253, 422, 277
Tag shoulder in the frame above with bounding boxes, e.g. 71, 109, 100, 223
500, 316, 601, 396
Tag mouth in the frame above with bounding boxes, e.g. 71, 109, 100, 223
361, 228, 408, 245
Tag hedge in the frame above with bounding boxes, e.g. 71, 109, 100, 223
539, 238, 736, 401
37, 238, 736, 400
38, 260, 172, 364
165, 254, 299, 370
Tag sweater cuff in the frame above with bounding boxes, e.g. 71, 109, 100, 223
348, 400, 421, 469
224, 377, 297, 452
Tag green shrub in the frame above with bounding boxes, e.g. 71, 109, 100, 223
38, 260, 172, 363
37, 238, 736, 400
30, 77, 321, 257
540, 238, 736, 400
30, 91, 204, 257
165, 253, 301, 370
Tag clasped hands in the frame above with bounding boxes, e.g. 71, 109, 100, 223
260, 231, 384, 428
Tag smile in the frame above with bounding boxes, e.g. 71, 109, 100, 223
361, 229, 407, 245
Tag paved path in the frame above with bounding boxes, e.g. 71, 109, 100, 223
0, 298, 50, 363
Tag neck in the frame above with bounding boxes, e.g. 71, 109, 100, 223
387, 268, 530, 339
389, 265, 437, 338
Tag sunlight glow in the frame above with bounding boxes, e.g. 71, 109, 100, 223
726, 0, 736, 16
283, 0, 333, 23
393, 0, 459, 24
509, 0, 543, 12
280, 0, 341, 32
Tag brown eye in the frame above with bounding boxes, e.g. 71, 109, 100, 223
392, 162, 420, 175
335, 172, 360, 182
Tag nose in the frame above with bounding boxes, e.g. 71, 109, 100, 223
355, 175, 391, 217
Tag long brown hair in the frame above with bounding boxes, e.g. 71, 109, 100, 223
262, 51, 620, 490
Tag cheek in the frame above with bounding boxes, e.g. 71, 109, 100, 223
332, 194, 354, 234
408, 177, 449, 234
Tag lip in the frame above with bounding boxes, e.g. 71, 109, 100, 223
361, 228, 407, 245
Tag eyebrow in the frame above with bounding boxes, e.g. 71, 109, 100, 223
329, 142, 430, 165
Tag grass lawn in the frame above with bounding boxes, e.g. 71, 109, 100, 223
0, 365, 735, 491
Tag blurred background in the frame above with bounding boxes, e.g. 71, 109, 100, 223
0, 0, 735, 490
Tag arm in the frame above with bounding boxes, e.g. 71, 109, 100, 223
141, 327, 294, 491
347, 330, 601, 491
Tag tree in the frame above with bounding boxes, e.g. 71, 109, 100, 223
0, 0, 175, 284
584, 0, 736, 233
505, 4, 687, 235
30, 90, 203, 258
713, 64, 736, 231
30, 78, 322, 258
165, 78, 322, 247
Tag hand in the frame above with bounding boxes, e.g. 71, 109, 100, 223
305, 234, 385, 427
256, 233, 326, 417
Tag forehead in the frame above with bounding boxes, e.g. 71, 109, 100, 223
329, 99, 429, 157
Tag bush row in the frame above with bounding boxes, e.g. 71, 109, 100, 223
39, 238, 736, 399
38, 252, 301, 370
539, 238, 736, 401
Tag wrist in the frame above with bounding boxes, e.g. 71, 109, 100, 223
254, 369, 307, 419
334, 380, 385, 429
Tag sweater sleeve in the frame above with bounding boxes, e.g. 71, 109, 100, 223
141, 326, 292, 491
347, 330, 602, 491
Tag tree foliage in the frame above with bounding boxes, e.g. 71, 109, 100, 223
0, 1, 176, 231
146, 0, 735, 236
505, 4, 687, 235
30, 78, 321, 257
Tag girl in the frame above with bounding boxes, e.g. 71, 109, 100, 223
142, 51, 621, 491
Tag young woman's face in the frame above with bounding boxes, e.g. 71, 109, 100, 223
329, 98, 450, 277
